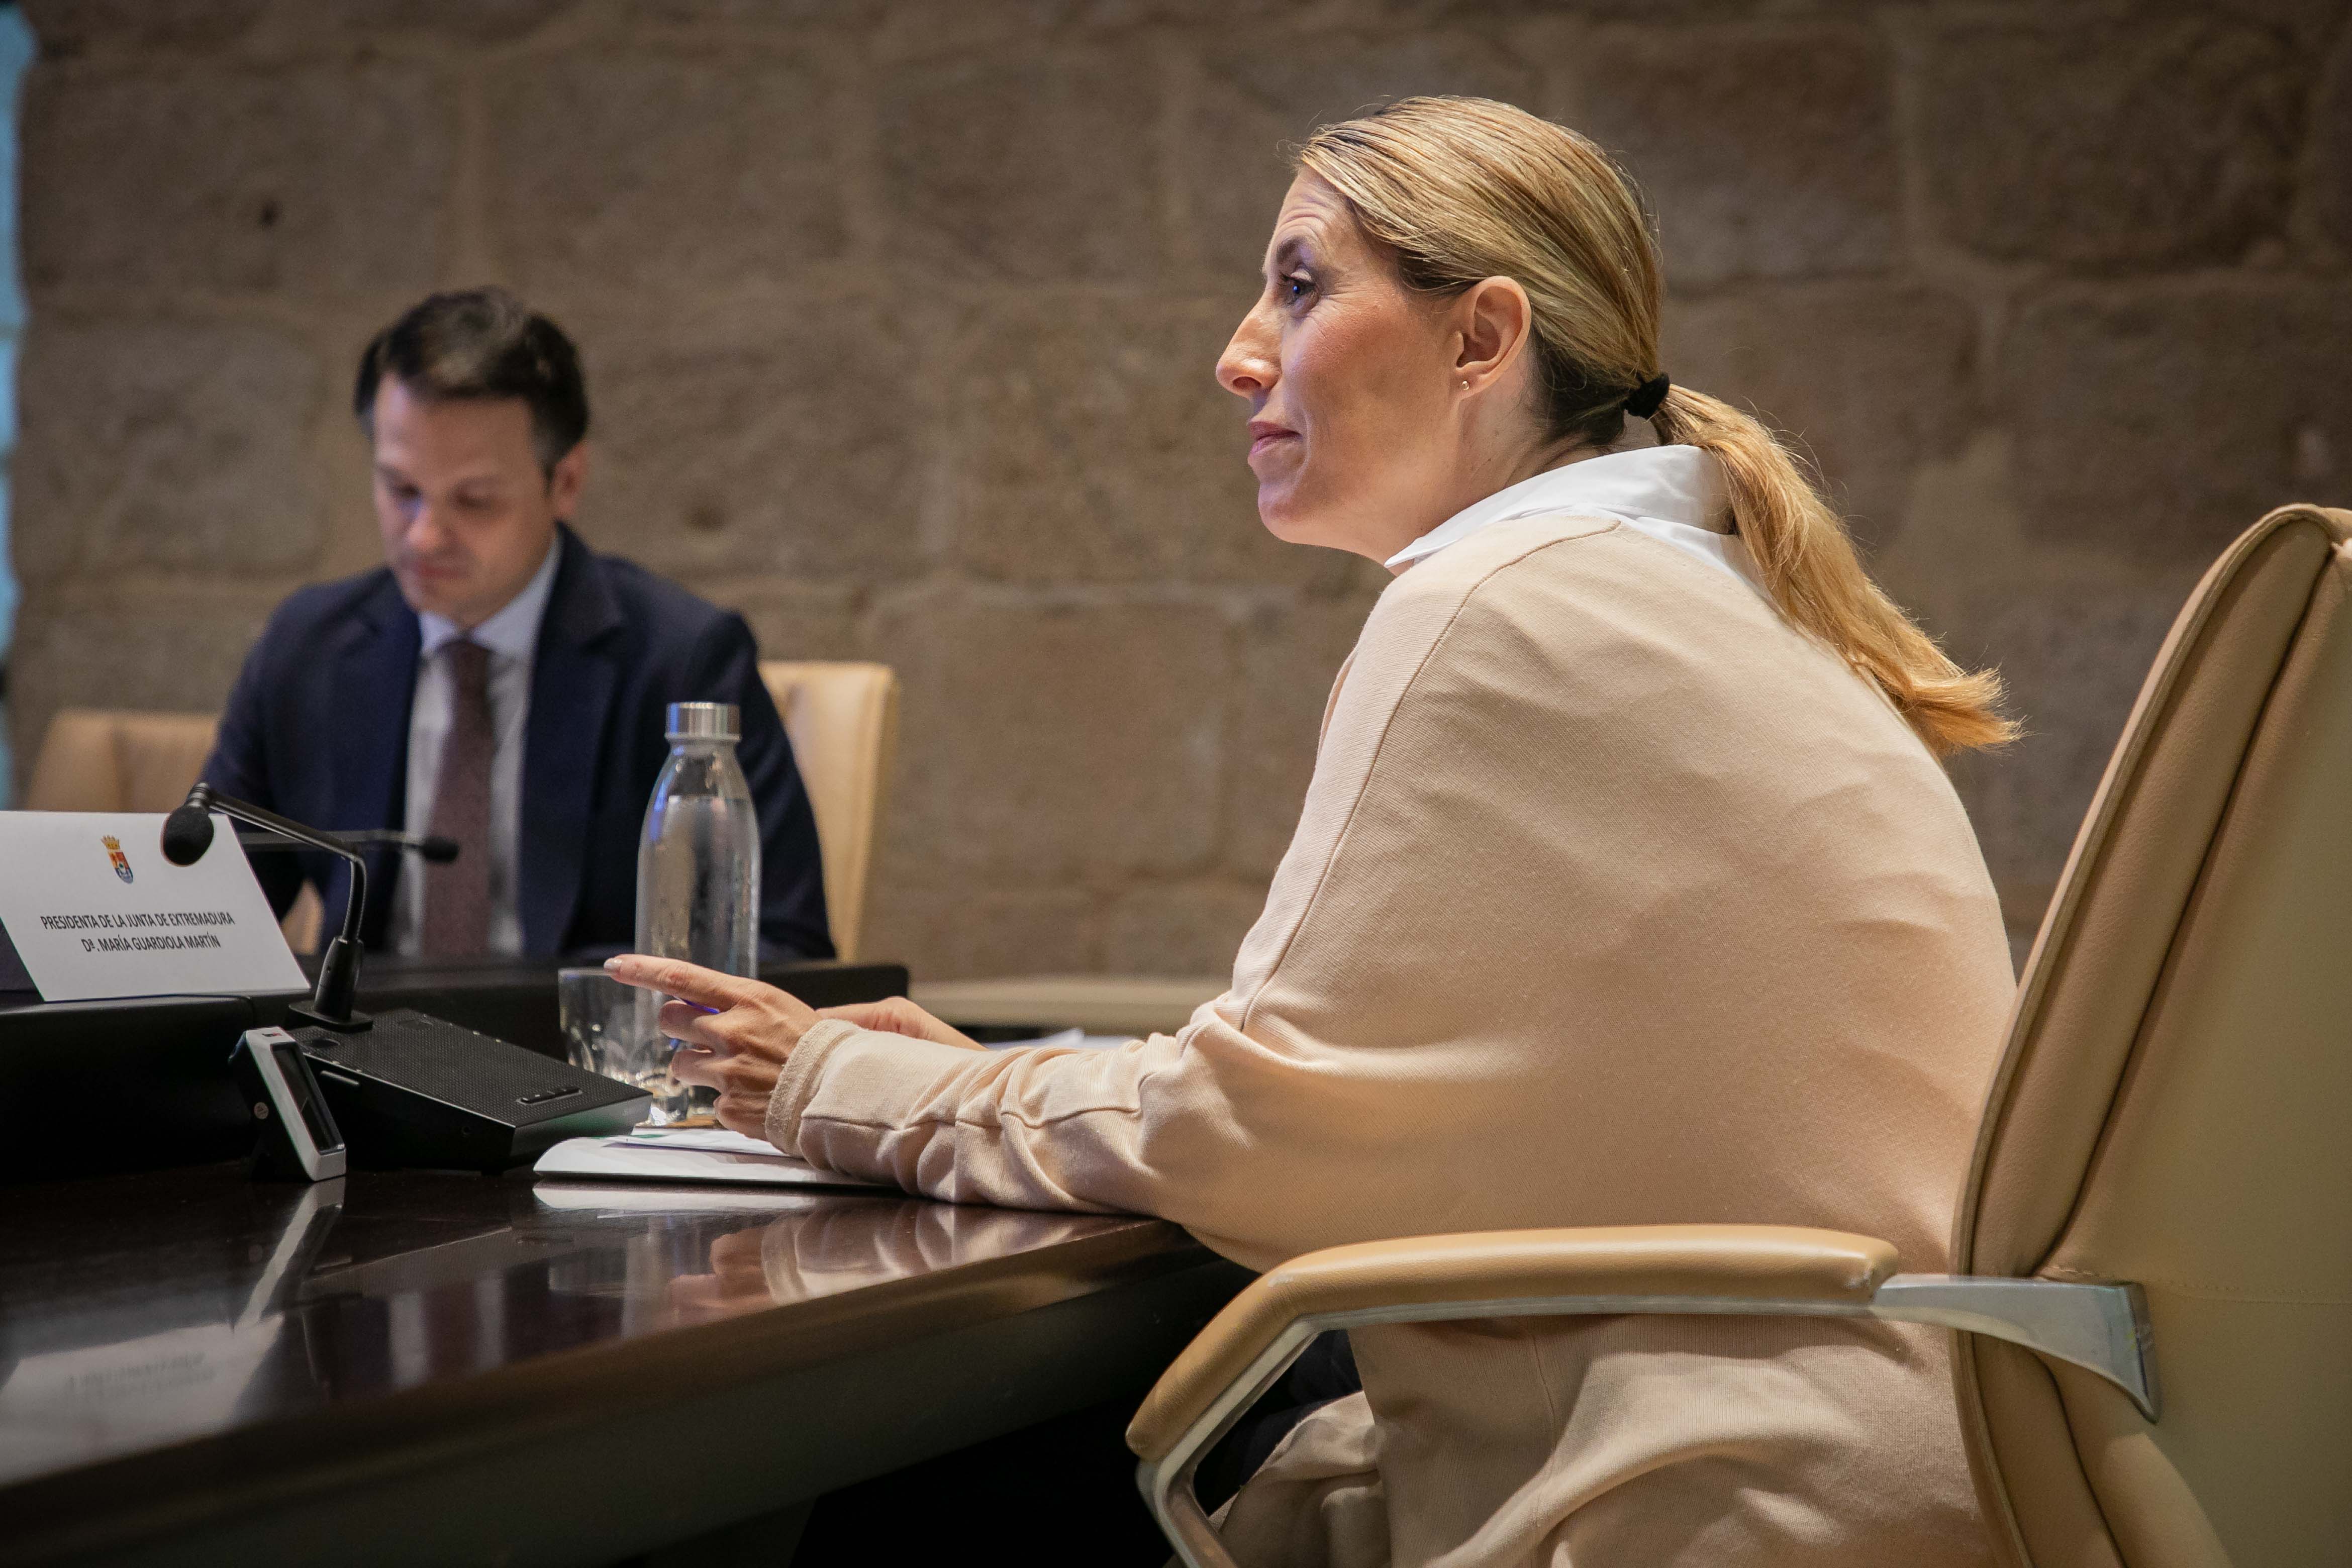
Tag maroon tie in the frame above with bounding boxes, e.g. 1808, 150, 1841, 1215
421, 639, 493, 957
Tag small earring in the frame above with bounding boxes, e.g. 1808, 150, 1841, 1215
1460, 379, 1469, 390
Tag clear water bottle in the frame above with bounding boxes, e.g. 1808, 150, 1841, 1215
636, 702, 761, 1123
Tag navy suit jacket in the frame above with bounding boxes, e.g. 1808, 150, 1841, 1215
203, 525, 832, 961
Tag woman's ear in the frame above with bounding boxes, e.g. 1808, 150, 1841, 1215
1453, 276, 1534, 394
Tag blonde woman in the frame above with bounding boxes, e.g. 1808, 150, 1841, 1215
614, 97, 2017, 1566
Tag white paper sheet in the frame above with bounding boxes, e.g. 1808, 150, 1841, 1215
532, 1185, 833, 1215
614, 1127, 783, 1156
532, 1131, 890, 1190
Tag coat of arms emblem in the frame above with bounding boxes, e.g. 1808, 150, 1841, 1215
102, 835, 133, 884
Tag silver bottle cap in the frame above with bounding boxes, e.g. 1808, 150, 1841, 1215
665, 702, 739, 743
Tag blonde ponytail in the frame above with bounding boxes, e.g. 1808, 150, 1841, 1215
1301, 98, 2013, 757
1649, 386, 2014, 754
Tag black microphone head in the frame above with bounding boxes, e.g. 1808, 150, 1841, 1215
160, 803, 215, 866
418, 836, 461, 865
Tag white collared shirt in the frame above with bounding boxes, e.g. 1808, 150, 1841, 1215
391, 538, 561, 957
1386, 444, 1768, 601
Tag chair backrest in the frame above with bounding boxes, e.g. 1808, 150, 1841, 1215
757, 661, 900, 962
23, 707, 332, 952
1954, 506, 2352, 1567
25, 708, 218, 812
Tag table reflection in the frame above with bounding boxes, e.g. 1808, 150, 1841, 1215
0, 1162, 1153, 1491
0, 1180, 345, 1481
632, 1195, 1127, 1325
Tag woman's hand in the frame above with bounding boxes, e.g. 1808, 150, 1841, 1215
816, 996, 984, 1050
603, 955, 820, 1138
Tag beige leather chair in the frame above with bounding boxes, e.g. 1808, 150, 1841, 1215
26, 707, 324, 952
758, 661, 900, 962
1128, 504, 2352, 1568
24, 708, 218, 814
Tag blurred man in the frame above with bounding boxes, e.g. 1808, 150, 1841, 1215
204, 288, 830, 960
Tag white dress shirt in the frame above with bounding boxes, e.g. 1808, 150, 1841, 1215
392, 539, 561, 957
1386, 443, 1769, 602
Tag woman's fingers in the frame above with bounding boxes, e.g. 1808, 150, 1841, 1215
669, 1043, 720, 1088
688, 1040, 780, 1092
614, 954, 823, 1054
605, 954, 768, 1012
658, 998, 728, 1048
714, 1091, 768, 1138
671, 1034, 782, 1091
816, 997, 982, 1049
610, 959, 830, 1132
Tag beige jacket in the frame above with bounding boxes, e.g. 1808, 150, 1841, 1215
768, 474, 2015, 1565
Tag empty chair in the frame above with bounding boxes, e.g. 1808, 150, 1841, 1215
757, 661, 900, 963
1130, 503, 2352, 1567
24, 708, 217, 813
25, 707, 325, 952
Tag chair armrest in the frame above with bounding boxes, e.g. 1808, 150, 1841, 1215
1126, 1223, 1896, 1463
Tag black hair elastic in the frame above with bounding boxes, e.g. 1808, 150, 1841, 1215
1623, 373, 1671, 419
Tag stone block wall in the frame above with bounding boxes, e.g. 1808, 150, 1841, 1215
12, 0, 2350, 976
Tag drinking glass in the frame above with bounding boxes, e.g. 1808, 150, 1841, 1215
557, 967, 687, 1125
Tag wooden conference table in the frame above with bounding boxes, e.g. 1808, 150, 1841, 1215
0, 960, 1249, 1567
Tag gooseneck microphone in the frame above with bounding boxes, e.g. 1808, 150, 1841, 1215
237, 827, 459, 863
162, 783, 382, 1031
162, 790, 645, 1172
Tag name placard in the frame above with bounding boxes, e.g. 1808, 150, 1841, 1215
0, 812, 309, 1002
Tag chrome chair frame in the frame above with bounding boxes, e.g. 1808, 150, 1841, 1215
1138, 1275, 2155, 1568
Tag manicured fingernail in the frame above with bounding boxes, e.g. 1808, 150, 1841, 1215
604, 957, 623, 970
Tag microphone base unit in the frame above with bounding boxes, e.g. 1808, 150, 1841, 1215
154, 790, 643, 1172
288, 1008, 652, 1172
